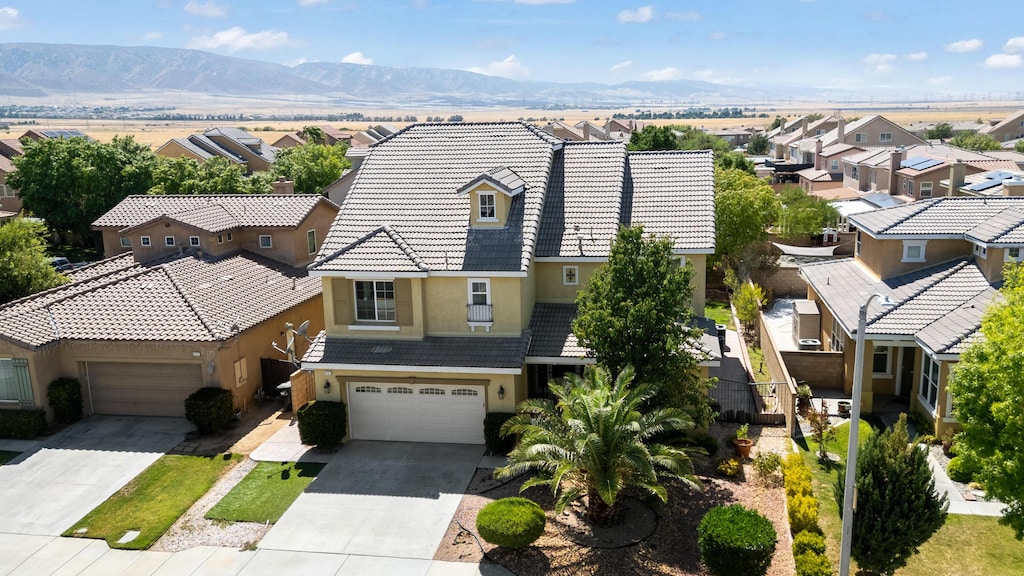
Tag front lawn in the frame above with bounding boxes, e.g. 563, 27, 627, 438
747, 345, 772, 382
206, 461, 324, 523
705, 300, 734, 329
0, 450, 19, 465
64, 453, 240, 550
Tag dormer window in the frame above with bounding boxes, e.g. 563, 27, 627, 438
478, 192, 496, 221
457, 166, 525, 228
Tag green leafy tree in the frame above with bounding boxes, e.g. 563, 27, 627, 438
0, 217, 66, 303
716, 151, 755, 174
746, 132, 770, 155
950, 131, 1003, 151
496, 364, 701, 525
777, 186, 840, 240
573, 225, 714, 424
733, 281, 767, 334
627, 125, 679, 151
834, 415, 948, 574
151, 156, 271, 195
676, 126, 732, 155
300, 125, 326, 145
949, 263, 1024, 538
272, 143, 351, 195
9, 136, 157, 240
714, 168, 780, 262
1014, 140, 1024, 153
924, 122, 954, 140
767, 116, 787, 131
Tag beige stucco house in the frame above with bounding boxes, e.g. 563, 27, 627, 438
978, 110, 1024, 143
156, 127, 278, 174
299, 122, 718, 445
0, 193, 338, 420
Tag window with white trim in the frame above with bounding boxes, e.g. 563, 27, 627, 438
855, 230, 862, 255
469, 279, 490, 306
920, 354, 940, 411
120, 237, 131, 248
387, 386, 412, 394
354, 385, 381, 393
355, 280, 396, 322
902, 240, 927, 262
854, 133, 867, 143
1006, 247, 1023, 262
830, 317, 845, 352
0, 184, 13, 197
233, 357, 247, 387
307, 230, 317, 255
973, 244, 988, 259
259, 235, 272, 248
0, 358, 33, 405
830, 159, 839, 171
451, 388, 479, 396
903, 178, 912, 194
879, 132, 893, 143
141, 236, 151, 247
189, 236, 200, 247
562, 265, 579, 286
165, 236, 175, 247
419, 387, 445, 395
872, 345, 891, 376
478, 191, 496, 220
919, 182, 933, 198
227, 232, 233, 242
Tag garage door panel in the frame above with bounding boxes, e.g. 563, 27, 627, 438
348, 383, 485, 444
87, 362, 203, 417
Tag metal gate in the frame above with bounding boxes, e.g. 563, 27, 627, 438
711, 378, 786, 425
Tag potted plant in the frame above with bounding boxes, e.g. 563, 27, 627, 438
796, 384, 812, 415
733, 423, 754, 459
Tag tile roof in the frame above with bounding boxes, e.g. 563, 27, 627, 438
204, 127, 278, 163
0, 138, 24, 158
626, 150, 716, 253
526, 303, 589, 359
964, 208, 1024, 244
316, 225, 428, 273
302, 330, 531, 370
797, 168, 840, 182
916, 288, 996, 355
0, 251, 321, 349
850, 197, 1024, 237
0, 154, 13, 173
869, 262, 993, 335
93, 194, 333, 230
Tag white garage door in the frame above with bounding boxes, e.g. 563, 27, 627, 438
87, 362, 204, 417
347, 382, 486, 444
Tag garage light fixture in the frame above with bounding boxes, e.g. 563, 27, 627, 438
324, 379, 332, 394
498, 385, 505, 400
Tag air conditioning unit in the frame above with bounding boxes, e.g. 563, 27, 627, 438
798, 338, 822, 351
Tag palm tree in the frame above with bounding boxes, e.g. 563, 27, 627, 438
496, 364, 702, 526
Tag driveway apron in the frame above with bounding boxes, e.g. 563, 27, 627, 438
259, 441, 483, 559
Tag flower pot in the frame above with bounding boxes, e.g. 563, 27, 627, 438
837, 401, 851, 415
734, 438, 754, 459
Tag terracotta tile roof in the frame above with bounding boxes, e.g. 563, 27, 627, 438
93, 194, 335, 231
316, 226, 428, 273
303, 330, 531, 370
0, 251, 321, 349
0, 155, 13, 173
0, 138, 23, 158
850, 197, 1024, 238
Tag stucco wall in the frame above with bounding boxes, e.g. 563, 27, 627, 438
780, 350, 845, 390
857, 235, 970, 280
534, 262, 601, 303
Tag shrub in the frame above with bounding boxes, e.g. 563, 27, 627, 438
792, 530, 827, 556
946, 455, 979, 483
783, 454, 814, 498
183, 387, 234, 435
788, 494, 820, 534
476, 497, 546, 549
753, 452, 782, 484
698, 504, 777, 576
716, 457, 741, 477
915, 434, 937, 446
0, 408, 47, 439
690, 432, 720, 457
47, 377, 83, 424
296, 400, 347, 447
484, 412, 516, 455
795, 551, 834, 576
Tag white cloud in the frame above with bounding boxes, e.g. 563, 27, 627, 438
286, 57, 310, 67
298, 0, 328, 5
187, 27, 295, 52
709, 32, 725, 41
467, 54, 530, 79
984, 53, 1022, 69
927, 76, 952, 86
905, 52, 928, 61
0, 6, 19, 30
666, 11, 700, 21
945, 38, 982, 53
609, 60, 632, 73
863, 53, 897, 73
143, 31, 163, 40
341, 51, 373, 65
618, 6, 653, 23
642, 67, 684, 81
184, 0, 227, 18
1005, 37, 1024, 53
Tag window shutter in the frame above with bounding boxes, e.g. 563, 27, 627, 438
332, 279, 352, 325
395, 279, 413, 326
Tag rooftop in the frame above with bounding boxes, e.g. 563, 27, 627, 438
93, 194, 334, 231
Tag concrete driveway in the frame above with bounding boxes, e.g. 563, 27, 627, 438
0, 415, 189, 536
259, 441, 483, 559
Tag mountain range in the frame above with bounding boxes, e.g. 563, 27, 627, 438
0, 43, 782, 108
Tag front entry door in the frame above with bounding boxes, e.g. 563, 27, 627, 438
898, 347, 916, 398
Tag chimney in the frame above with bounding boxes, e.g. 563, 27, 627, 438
814, 140, 824, 170
271, 176, 294, 195
800, 117, 808, 135
889, 147, 905, 196
947, 161, 966, 196
837, 117, 846, 142
1003, 175, 1024, 197
582, 122, 591, 141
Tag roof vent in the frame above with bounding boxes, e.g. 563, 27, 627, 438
370, 345, 392, 354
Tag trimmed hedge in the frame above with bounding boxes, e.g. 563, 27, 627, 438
484, 412, 516, 455
476, 497, 546, 549
788, 494, 820, 534
792, 530, 827, 556
698, 504, 777, 576
184, 387, 234, 435
795, 551, 834, 576
946, 455, 978, 483
297, 400, 347, 447
0, 409, 47, 439
48, 377, 83, 424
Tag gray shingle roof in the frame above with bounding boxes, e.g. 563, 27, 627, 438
0, 251, 321, 349
526, 303, 589, 359
627, 150, 716, 252
93, 194, 334, 230
302, 331, 531, 370
850, 197, 1024, 238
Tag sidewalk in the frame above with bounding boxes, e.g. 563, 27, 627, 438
925, 450, 1005, 517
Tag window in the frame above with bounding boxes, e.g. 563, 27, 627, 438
387, 386, 412, 394
140, 236, 151, 247
354, 385, 381, 393
307, 230, 317, 255
226, 232, 233, 242
451, 388, 479, 396
469, 279, 490, 306
189, 236, 200, 247
973, 244, 988, 259
902, 240, 927, 262
164, 236, 175, 247
872, 344, 891, 376
259, 235, 272, 248
419, 387, 445, 395
1006, 247, 1023, 262
830, 318, 845, 352
855, 230, 862, 255
830, 159, 839, 171
0, 358, 33, 406
920, 354, 940, 411
217, 235, 223, 244
854, 133, 867, 143
903, 178, 912, 194
815, 129, 824, 136
879, 132, 893, 143
120, 237, 131, 248
355, 280, 395, 321
0, 184, 13, 197
562, 265, 579, 286
851, 166, 859, 179
919, 182, 933, 198
233, 357, 247, 387
478, 191, 496, 220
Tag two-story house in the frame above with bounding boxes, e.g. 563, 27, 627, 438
156, 127, 278, 174
800, 195, 1024, 436
299, 122, 716, 445
0, 193, 338, 420
0, 138, 24, 220
978, 109, 1024, 144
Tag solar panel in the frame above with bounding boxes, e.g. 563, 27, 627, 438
913, 158, 943, 171
901, 156, 929, 168
967, 179, 1007, 192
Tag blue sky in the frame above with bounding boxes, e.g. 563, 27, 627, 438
1, 1, 1022, 96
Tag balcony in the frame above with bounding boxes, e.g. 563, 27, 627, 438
467, 304, 493, 332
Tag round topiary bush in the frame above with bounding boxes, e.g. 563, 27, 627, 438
184, 387, 234, 435
794, 551, 834, 576
698, 504, 777, 576
792, 530, 827, 556
476, 497, 546, 549
946, 455, 979, 483
296, 400, 347, 447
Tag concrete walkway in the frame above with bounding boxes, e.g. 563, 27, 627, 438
925, 450, 1005, 517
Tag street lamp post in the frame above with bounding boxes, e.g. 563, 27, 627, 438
839, 292, 893, 576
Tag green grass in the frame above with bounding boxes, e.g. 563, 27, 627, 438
0, 451, 19, 465
746, 346, 771, 382
46, 243, 102, 264
206, 461, 324, 523
704, 301, 734, 329
64, 453, 240, 550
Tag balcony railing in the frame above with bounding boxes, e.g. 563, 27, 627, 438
467, 304, 493, 323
